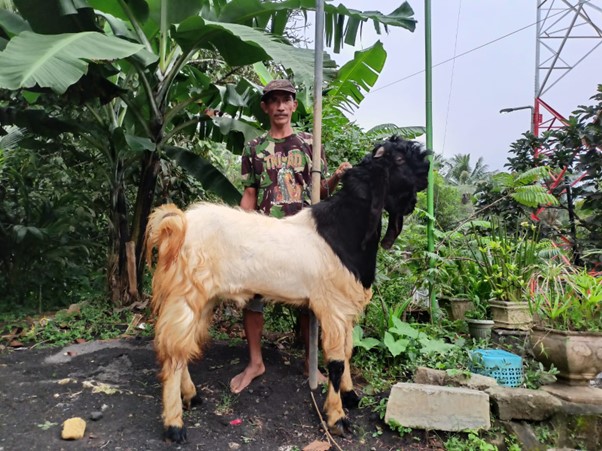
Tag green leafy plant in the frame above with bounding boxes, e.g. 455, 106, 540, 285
522, 359, 559, 389
445, 431, 498, 451
468, 220, 542, 303
14, 302, 136, 347
529, 262, 602, 331
437, 257, 487, 301
464, 298, 490, 320
387, 419, 413, 437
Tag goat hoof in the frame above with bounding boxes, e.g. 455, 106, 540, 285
329, 417, 354, 437
183, 395, 202, 410
165, 426, 187, 444
341, 390, 361, 409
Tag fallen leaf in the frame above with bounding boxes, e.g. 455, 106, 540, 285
75, 338, 86, 344
9, 340, 24, 348
82, 380, 121, 395
303, 440, 331, 451
37, 421, 58, 431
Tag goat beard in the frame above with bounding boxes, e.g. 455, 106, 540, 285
380, 213, 403, 250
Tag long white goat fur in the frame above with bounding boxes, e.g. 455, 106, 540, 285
147, 201, 372, 364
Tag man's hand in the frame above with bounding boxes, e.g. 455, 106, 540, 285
334, 162, 352, 180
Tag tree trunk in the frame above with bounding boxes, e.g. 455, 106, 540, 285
132, 150, 161, 294
108, 159, 131, 306
107, 150, 160, 306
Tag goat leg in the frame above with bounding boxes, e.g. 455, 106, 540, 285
161, 365, 188, 443
181, 365, 198, 410
341, 324, 361, 410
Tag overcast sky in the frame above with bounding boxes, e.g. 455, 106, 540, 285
325, 0, 602, 171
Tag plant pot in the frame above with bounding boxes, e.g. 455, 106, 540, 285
467, 319, 494, 340
489, 300, 532, 331
439, 297, 474, 320
529, 326, 602, 385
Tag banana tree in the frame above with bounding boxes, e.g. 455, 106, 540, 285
0, 0, 416, 305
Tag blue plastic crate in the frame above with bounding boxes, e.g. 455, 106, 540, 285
470, 349, 523, 387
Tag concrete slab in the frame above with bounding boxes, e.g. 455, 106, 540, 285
487, 386, 562, 421
385, 383, 490, 431
541, 384, 602, 416
542, 384, 602, 405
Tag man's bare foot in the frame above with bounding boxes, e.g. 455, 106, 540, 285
230, 362, 265, 394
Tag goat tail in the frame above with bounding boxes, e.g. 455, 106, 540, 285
145, 203, 187, 271
145, 204, 188, 317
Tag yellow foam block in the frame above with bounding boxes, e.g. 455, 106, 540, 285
61, 417, 87, 440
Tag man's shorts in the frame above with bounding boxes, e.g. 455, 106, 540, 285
245, 294, 265, 313
244, 294, 310, 315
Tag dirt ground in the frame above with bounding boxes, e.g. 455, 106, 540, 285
0, 336, 445, 451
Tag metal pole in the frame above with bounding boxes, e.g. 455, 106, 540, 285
425, 0, 437, 321
309, 0, 325, 391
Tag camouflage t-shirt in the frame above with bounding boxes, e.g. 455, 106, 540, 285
241, 131, 326, 218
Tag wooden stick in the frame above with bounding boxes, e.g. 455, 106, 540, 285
125, 241, 139, 298
309, 391, 343, 451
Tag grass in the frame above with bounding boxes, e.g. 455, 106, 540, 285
0, 301, 151, 348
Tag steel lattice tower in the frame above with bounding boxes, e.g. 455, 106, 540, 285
532, 0, 602, 250
534, 0, 602, 137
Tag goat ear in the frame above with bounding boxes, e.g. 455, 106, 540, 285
380, 213, 403, 250
361, 166, 388, 249
381, 191, 416, 249
373, 146, 386, 159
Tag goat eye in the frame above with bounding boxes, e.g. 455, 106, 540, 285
395, 156, 405, 164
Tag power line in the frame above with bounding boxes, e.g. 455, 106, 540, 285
371, 6, 569, 94
441, 0, 462, 156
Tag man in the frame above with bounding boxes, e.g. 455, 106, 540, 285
230, 79, 351, 394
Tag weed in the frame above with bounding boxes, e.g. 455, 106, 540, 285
358, 395, 388, 420
522, 359, 559, 389
214, 391, 237, 416
36, 421, 58, 431
2, 302, 138, 347
445, 431, 498, 451
387, 419, 412, 437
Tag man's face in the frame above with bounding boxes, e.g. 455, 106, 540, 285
260, 92, 298, 127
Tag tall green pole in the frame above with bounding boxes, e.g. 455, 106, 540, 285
425, 0, 437, 320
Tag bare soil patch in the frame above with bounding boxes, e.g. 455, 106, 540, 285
0, 337, 444, 450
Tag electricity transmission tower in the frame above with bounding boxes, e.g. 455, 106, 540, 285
534, 0, 602, 137
532, 0, 602, 254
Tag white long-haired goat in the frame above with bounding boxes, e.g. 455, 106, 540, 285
145, 136, 430, 443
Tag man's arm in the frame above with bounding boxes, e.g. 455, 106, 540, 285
240, 186, 258, 211
320, 162, 352, 198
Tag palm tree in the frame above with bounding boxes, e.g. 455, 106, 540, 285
444, 154, 490, 186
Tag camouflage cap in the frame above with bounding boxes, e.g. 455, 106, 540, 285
261, 79, 296, 101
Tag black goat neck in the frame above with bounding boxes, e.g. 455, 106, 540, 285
310, 162, 384, 288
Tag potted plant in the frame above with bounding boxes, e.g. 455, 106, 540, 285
436, 238, 493, 321
468, 221, 542, 331
437, 258, 475, 320
528, 262, 602, 385
464, 298, 494, 340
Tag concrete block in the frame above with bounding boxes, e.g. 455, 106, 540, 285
384, 383, 490, 431
487, 386, 562, 421
414, 366, 498, 390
